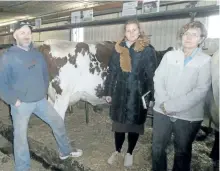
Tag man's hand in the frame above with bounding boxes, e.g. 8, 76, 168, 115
160, 102, 167, 114
160, 102, 176, 116
105, 96, 112, 104
15, 99, 21, 107
149, 101, 155, 108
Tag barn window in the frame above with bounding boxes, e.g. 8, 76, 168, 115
207, 15, 220, 38
71, 28, 84, 42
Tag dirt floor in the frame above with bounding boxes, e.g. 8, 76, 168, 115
0, 101, 217, 171
0, 135, 50, 171
0, 151, 51, 171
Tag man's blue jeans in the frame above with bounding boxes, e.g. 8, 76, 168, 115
10, 98, 72, 171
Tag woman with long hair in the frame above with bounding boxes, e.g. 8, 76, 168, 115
104, 19, 157, 167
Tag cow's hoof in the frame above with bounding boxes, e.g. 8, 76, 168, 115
93, 106, 103, 113
212, 160, 219, 171
196, 129, 209, 141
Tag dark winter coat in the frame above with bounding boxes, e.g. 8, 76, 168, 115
104, 40, 157, 125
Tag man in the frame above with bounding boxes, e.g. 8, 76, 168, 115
0, 21, 82, 171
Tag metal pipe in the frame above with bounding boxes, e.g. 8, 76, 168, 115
26, 1, 191, 23
0, 0, 193, 33
28, 1, 194, 26
41, 16, 70, 25
28, 1, 106, 21
0, 1, 190, 28
0, 5, 218, 37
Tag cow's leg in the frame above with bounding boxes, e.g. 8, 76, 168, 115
93, 105, 103, 113
54, 95, 70, 120
67, 95, 82, 114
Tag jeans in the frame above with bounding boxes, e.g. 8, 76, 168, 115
10, 98, 72, 171
152, 111, 202, 171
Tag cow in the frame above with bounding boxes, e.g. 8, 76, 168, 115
203, 49, 219, 169
38, 39, 172, 120
196, 43, 219, 140
206, 49, 219, 130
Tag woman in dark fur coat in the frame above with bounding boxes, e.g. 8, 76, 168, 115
104, 19, 157, 167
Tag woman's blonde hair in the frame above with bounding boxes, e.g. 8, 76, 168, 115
124, 19, 150, 43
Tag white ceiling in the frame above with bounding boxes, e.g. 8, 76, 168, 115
0, 1, 106, 24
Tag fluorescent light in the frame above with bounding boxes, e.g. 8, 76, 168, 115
15, 15, 34, 20
0, 20, 18, 27
0, 15, 35, 27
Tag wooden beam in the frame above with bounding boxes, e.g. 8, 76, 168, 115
93, 2, 123, 11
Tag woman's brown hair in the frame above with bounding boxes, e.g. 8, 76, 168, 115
177, 21, 207, 47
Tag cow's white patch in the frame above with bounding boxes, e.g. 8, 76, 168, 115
46, 41, 107, 119
89, 44, 97, 55
44, 39, 76, 58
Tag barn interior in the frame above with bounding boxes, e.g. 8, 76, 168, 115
0, 1, 219, 171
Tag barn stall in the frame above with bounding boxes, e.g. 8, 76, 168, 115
0, 1, 219, 171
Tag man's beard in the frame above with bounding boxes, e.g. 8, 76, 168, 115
18, 41, 31, 48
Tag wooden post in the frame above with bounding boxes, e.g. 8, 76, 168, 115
85, 102, 89, 124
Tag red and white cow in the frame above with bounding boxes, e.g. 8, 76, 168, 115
39, 39, 172, 120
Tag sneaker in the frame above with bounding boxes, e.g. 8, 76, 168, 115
124, 153, 133, 167
107, 151, 120, 165
59, 149, 83, 160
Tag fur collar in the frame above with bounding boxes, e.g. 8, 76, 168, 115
115, 37, 149, 72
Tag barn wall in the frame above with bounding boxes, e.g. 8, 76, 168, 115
32, 21, 70, 44
83, 18, 210, 49
0, 0, 217, 51
83, 0, 216, 50
82, 16, 208, 50
0, 21, 71, 45
0, 34, 14, 44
